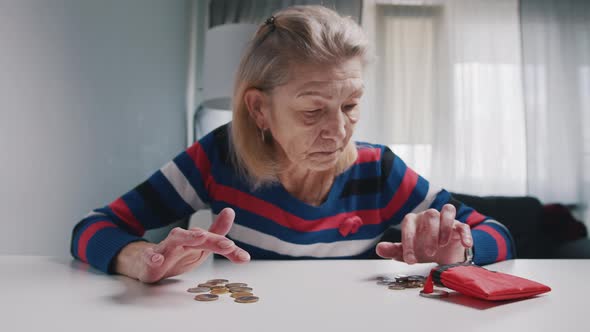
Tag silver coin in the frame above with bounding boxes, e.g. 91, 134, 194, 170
187, 287, 210, 293
226, 282, 248, 288
234, 295, 259, 304
207, 279, 229, 284
194, 294, 219, 302
376, 279, 396, 285
408, 275, 426, 282
229, 286, 253, 293
419, 290, 449, 298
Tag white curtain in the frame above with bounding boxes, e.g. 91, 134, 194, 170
360, 0, 527, 197
520, 0, 590, 223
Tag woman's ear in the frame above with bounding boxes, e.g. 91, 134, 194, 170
243, 88, 269, 130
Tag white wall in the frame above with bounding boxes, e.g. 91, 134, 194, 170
0, 0, 191, 256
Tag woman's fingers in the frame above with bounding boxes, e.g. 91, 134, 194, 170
154, 226, 250, 263
143, 246, 164, 267
155, 227, 207, 253
376, 242, 404, 261
401, 213, 418, 264
454, 221, 473, 248
439, 204, 456, 247
208, 208, 235, 236
421, 209, 440, 257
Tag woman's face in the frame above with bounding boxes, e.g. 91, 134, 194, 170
262, 57, 364, 172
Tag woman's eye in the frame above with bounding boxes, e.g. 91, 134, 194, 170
304, 109, 322, 117
343, 104, 357, 112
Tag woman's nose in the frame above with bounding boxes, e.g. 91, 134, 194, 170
321, 109, 346, 141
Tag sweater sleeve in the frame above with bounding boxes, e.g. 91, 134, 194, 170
70, 135, 216, 274
382, 146, 516, 265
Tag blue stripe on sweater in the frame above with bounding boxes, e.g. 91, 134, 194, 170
149, 170, 195, 218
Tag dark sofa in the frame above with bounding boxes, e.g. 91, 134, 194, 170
451, 193, 590, 259
379, 193, 590, 259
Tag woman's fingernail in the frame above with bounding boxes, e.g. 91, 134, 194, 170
426, 248, 435, 256
151, 255, 161, 263
238, 251, 250, 261
465, 238, 472, 245
192, 230, 205, 237
218, 240, 234, 248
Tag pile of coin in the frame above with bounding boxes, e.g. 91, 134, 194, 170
188, 278, 259, 304
376, 274, 426, 290
377, 274, 449, 298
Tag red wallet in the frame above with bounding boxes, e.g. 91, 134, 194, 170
422, 263, 551, 301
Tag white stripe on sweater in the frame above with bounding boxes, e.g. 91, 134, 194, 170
411, 184, 442, 214
228, 223, 381, 258
160, 161, 207, 211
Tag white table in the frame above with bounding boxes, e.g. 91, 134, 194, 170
0, 256, 587, 332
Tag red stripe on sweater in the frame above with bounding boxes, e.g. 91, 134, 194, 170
355, 147, 382, 164
466, 210, 487, 226
211, 166, 418, 233
186, 142, 214, 190
77, 221, 117, 263
380, 167, 419, 220
475, 224, 508, 261
109, 198, 145, 235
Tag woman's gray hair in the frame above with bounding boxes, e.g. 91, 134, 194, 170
230, 5, 371, 189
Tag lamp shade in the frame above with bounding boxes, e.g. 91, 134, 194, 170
201, 23, 258, 110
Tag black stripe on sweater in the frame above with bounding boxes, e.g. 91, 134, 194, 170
135, 180, 178, 223
339, 147, 396, 198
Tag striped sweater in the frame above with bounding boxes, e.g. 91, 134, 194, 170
70, 123, 515, 274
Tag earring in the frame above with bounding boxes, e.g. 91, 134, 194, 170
260, 128, 266, 143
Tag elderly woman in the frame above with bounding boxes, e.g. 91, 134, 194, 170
70, 5, 514, 283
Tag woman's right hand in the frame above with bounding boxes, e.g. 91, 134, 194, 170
115, 208, 250, 283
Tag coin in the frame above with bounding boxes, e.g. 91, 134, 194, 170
405, 281, 423, 289
388, 284, 406, 290
198, 283, 217, 288
376, 279, 396, 285
408, 275, 426, 282
187, 287, 209, 293
207, 279, 229, 284
226, 283, 248, 288
419, 289, 449, 298
229, 287, 253, 293
388, 280, 409, 287
230, 292, 254, 298
210, 288, 230, 295
194, 294, 219, 302
234, 295, 259, 304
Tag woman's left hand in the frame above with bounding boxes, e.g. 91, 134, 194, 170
376, 204, 473, 265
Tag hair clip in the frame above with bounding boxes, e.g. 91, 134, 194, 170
265, 16, 276, 26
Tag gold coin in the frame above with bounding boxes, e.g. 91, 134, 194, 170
388, 285, 405, 290
229, 287, 253, 293
230, 292, 253, 298
234, 295, 259, 304
226, 282, 248, 288
187, 287, 209, 293
207, 279, 229, 284
210, 288, 230, 295
406, 281, 423, 289
194, 294, 219, 302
